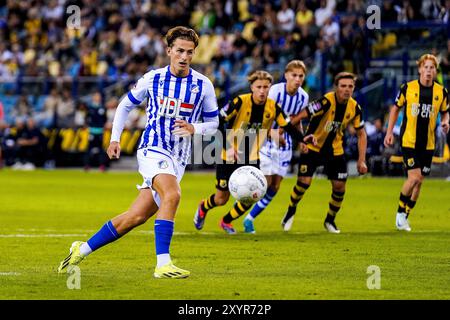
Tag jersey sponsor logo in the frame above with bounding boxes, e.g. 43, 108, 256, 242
247, 123, 263, 133
324, 121, 342, 133
338, 173, 348, 179
411, 103, 434, 118
308, 101, 322, 114
157, 96, 194, 118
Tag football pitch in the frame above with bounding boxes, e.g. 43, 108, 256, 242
0, 169, 449, 300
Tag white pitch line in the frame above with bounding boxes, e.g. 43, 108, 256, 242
0, 234, 88, 238
0, 231, 220, 238
0, 272, 21, 276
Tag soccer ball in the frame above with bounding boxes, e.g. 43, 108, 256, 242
229, 166, 268, 206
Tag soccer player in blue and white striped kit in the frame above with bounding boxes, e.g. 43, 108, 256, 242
243, 60, 309, 233
57, 26, 219, 279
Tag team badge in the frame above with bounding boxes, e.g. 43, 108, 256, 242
219, 179, 228, 188
158, 160, 169, 169
190, 84, 200, 93
407, 158, 415, 167
265, 112, 270, 118
300, 165, 308, 173
435, 96, 439, 101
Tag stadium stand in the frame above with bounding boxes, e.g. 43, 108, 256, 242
0, 0, 448, 175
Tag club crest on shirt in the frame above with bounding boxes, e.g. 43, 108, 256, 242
300, 165, 308, 173
190, 84, 200, 93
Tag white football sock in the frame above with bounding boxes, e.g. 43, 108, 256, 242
79, 243, 93, 256
156, 254, 171, 268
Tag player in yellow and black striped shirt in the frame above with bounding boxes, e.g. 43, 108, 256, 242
281, 72, 368, 233
193, 70, 315, 234
384, 54, 449, 232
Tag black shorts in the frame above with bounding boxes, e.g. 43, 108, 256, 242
215, 161, 260, 191
402, 147, 433, 176
297, 150, 348, 181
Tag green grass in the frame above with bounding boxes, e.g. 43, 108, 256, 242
0, 169, 449, 299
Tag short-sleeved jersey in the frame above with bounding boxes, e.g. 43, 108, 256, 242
395, 80, 449, 150
220, 93, 289, 162
266, 82, 309, 151
126, 66, 218, 164
305, 92, 364, 156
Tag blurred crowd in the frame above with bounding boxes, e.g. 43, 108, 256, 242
0, 0, 447, 95
0, 0, 449, 170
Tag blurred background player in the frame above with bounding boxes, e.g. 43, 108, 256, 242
281, 72, 368, 233
193, 70, 315, 234
57, 26, 219, 279
243, 60, 309, 233
384, 54, 449, 232
84, 91, 107, 171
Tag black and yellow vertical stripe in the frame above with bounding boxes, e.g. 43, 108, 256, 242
305, 92, 364, 156
395, 80, 449, 151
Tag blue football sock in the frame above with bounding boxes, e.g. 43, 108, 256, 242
249, 187, 277, 219
154, 219, 174, 256
86, 220, 120, 252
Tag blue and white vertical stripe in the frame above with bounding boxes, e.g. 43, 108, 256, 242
127, 66, 217, 165
269, 82, 309, 151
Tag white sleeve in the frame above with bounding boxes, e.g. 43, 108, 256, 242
302, 93, 309, 110
194, 79, 218, 135
192, 116, 219, 135
110, 73, 151, 142
200, 79, 219, 118
127, 71, 152, 104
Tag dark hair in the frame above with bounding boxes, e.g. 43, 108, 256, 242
166, 26, 199, 48
334, 72, 357, 86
